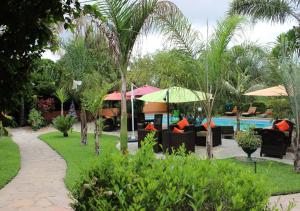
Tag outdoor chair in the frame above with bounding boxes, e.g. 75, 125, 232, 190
162, 130, 195, 153
103, 117, 115, 131
154, 114, 163, 131
220, 126, 234, 138
138, 129, 162, 153
195, 126, 222, 147
242, 106, 257, 117
260, 129, 288, 159
225, 106, 237, 116
273, 119, 294, 148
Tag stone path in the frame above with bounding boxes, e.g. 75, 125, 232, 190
0, 127, 72, 211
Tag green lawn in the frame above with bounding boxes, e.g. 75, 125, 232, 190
40, 131, 300, 195
39, 131, 118, 190
0, 136, 20, 189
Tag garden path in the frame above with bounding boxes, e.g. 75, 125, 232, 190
0, 127, 72, 211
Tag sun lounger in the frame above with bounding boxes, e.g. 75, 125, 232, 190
225, 106, 237, 116
242, 106, 256, 117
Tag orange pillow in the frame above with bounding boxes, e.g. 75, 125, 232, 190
145, 123, 157, 131
202, 121, 216, 130
275, 120, 290, 132
177, 118, 189, 130
173, 127, 184, 134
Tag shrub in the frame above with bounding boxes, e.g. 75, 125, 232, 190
52, 115, 75, 137
37, 98, 55, 113
236, 130, 261, 150
252, 102, 267, 113
28, 108, 44, 131
71, 135, 270, 211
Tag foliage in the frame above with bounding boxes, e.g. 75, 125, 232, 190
28, 108, 45, 131
236, 130, 261, 150
0, 137, 20, 189
39, 131, 118, 189
71, 138, 269, 210
37, 98, 55, 113
52, 115, 75, 137
0, 0, 80, 113
55, 88, 69, 105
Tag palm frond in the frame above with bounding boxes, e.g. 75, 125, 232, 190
229, 0, 299, 23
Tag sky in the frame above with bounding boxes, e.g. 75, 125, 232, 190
42, 0, 297, 61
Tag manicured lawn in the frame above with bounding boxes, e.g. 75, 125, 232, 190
39, 131, 118, 190
40, 131, 300, 195
226, 158, 300, 195
0, 136, 20, 189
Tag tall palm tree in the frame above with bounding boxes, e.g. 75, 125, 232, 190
85, 0, 180, 152
157, 10, 245, 158
229, 0, 300, 24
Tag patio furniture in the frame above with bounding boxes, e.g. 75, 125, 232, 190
103, 117, 115, 131
154, 114, 163, 131
260, 129, 288, 159
195, 126, 222, 147
138, 129, 162, 153
242, 106, 257, 117
220, 126, 234, 138
225, 106, 237, 116
257, 109, 273, 118
162, 130, 195, 153
273, 119, 294, 148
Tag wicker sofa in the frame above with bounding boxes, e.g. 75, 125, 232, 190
195, 126, 222, 147
137, 129, 162, 153
162, 130, 195, 153
273, 119, 294, 148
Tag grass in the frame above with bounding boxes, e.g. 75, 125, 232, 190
39, 131, 118, 190
40, 131, 300, 195
0, 136, 20, 189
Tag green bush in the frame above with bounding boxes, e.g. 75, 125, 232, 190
28, 108, 44, 131
252, 102, 267, 113
236, 130, 261, 150
71, 136, 270, 211
52, 115, 75, 137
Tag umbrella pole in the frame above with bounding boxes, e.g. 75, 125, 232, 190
130, 83, 136, 141
166, 90, 172, 154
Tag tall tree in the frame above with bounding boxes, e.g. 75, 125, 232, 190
85, 0, 180, 152
158, 9, 244, 158
229, 0, 300, 23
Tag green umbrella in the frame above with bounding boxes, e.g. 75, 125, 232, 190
138, 86, 210, 103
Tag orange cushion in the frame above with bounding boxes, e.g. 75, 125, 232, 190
202, 121, 216, 130
173, 127, 184, 134
275, 120, 290, 132
177, 118, 189, 130
145, 123, 157, 131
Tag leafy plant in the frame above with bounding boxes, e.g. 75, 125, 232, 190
236, 130, 261, 150
28, 108, 44, 131
55, 88, 69, 116
71, 137, 270, 210
52, 115, 75, 137
37, 98, 55, 113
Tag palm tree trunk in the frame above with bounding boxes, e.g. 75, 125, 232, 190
206, 115, 213, 159
80, 108, 88, 145
294, 113, 300, 172
19, 97, 25, 126
61, 102, 64, 116
120, 71, 128, 153
95, 117, 100, 155
236, 111, 241, 132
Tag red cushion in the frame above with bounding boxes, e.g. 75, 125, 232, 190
177, 118, 189, 130
202, 121, 216, 130
173, 127, 184, 134
145, 123, 157, 131
275, 120, 290, 132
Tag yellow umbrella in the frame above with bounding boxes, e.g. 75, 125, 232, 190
244, 85, 287, 97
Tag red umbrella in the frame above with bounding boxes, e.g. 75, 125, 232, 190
126, 85, 160, 97
105, 92, 130, 101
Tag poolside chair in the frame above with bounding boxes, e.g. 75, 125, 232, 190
138, 129, 162, 153
260, 129, 288, 159
225, 106, 237, 116
257, 109, 273, 118
162, 130, 195, 153
154, 114, 163, 131
242, 107, 257, 117
195, 125, 222, 147
273, 119, 294, 148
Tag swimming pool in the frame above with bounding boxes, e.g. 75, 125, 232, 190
145, 114, 273, 131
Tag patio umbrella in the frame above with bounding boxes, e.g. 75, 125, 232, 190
104, 91, 130, 101
126, 85, 160, 97
244, 85, 287, 97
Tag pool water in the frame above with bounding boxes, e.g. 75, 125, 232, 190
145, 114, 273, 131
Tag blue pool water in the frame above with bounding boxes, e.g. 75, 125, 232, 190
145, 114, 273, 131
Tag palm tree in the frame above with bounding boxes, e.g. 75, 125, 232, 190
55, 88, 69, 116
229, 0, 300, 24
157, 10, 245, 158
85, 0, 180, 153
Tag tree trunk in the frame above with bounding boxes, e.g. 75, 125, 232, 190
19, 97, 25, 127
236, 111, 241, 132
95, 118, 100, 155
80, 108, 88, 145
61, 103, 64, 116
294, 113, 300, 172
120, 71, 128, 153
206, 115, 213, 159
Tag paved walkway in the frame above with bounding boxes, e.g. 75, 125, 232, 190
0, 127, 72, 211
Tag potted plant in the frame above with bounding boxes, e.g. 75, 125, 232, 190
236, 130, 261, 159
